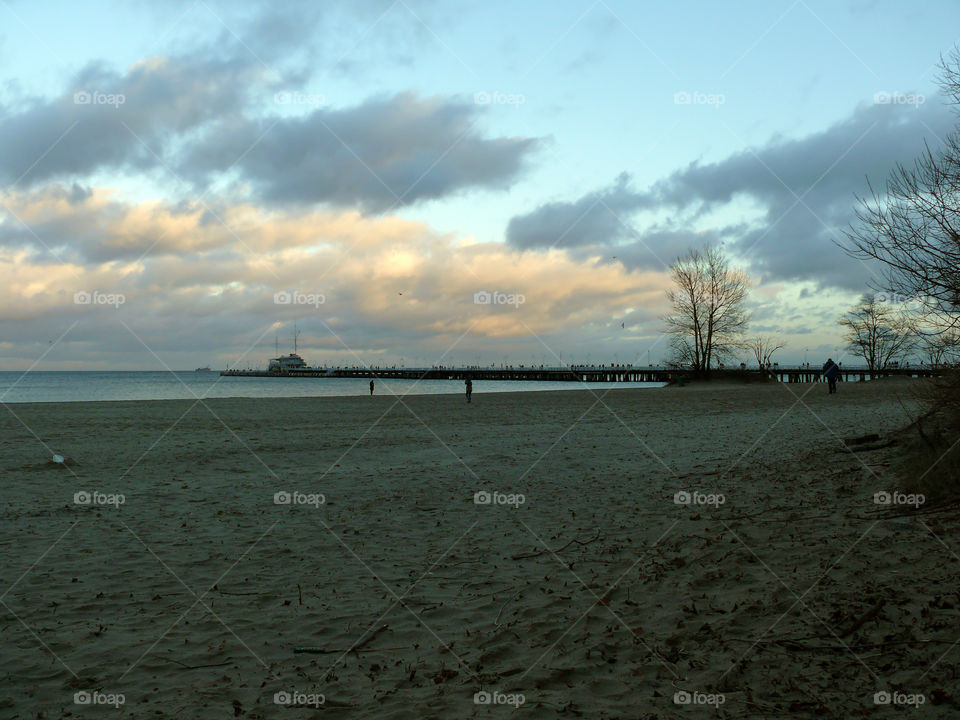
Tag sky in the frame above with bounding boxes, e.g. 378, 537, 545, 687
1, 0, 958, 370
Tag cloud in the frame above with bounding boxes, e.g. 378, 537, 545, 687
0, 188, 669, 369
506, 172, 650, 251
0, 185, 443, 264
0, 55, 256, 187
180, 92, 541, 212
506, 98, 958, 288
0, 49, 539, 212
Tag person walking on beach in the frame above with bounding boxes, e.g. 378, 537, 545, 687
822, 358, 840, 394
369, 380, 375, 395
465, 378, 472, 403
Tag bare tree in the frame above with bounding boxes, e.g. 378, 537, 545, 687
749, 336, 786, 369
844, 51, 960, 325
664, 245, 750, 377
839, 294, 916, 370
919, 329, 960, 368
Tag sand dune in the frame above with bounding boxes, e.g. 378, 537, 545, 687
2, 379, 956, 718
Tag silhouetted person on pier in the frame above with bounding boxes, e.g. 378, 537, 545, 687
823, 358, 840, 394
465, 378, 472, 403
369, 380, 375, 395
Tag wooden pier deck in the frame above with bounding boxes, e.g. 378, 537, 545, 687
219, 366, 939, 383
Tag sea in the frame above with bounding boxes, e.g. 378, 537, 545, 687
0, 371, 664, 404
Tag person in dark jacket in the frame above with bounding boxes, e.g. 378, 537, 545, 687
465, 378, 473, 403
369, 380, 375, 395
822, 358, 841, 394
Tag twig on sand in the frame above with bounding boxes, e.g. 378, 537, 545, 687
156, 657, 234, 669
295, 624, 389, 655
213, 585, 259, 596
728, 637, 955, 651
495, 588, 525, 627
294, 645, 406, 654
840, 599, 884, 637
511, 529, 601, 560
843, 433, 881, 445
720, 510, 839, 522
677, 470, 720, 478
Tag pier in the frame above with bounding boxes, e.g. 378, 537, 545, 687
220, 365, 940, 383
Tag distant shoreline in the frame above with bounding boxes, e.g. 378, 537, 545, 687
1, 375, 928, 406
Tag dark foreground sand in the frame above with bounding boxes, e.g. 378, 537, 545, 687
1, 379, 957, 718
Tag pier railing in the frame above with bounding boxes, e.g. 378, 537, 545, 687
219, 366, 941, 383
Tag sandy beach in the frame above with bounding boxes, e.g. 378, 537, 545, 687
2, 378, 956, 718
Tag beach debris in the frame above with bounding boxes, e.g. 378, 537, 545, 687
156, 657, 234, 670
52, 454, 65, 464
511, 529, 601, 560
432, 667, 457, 684
294, 645, 405, 654
294, 624, 390, 655
844, 433, 881, 445
839, 598, 885, 637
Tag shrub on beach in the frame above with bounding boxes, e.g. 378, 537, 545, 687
898, 369, 960, 503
